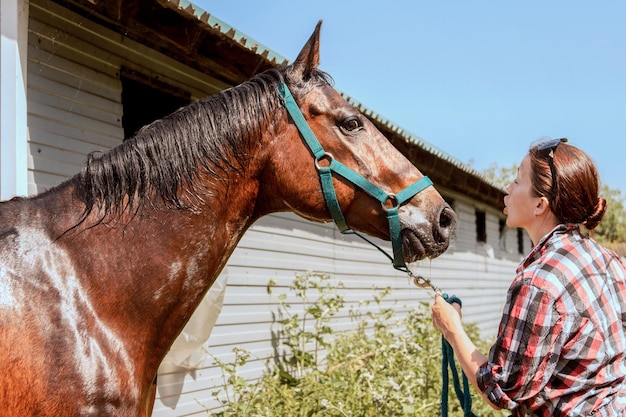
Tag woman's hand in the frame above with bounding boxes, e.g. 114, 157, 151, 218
430, 295, 493, 408
431, 295, 463, 337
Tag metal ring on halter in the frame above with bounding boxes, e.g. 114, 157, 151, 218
314, 152, 334, 170
381, 193, 399, 212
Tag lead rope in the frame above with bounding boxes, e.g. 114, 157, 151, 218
438, 294, 479, 417
396, 265, 479, 416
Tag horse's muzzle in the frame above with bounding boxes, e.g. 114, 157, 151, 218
402, 204, 457, 262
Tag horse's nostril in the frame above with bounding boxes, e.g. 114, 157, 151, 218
439, 206, 456, 229
434, 206, 457, 244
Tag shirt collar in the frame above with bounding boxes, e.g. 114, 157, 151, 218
518, 223, 578, 271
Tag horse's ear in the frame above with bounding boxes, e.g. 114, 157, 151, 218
291, 20, 322, 80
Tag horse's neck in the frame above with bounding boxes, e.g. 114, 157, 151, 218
47, 175, 259, 372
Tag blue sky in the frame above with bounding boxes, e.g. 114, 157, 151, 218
194, 1, 625, 195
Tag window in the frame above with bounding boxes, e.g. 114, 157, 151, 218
498, 218, 507, 250
517, 228, 525, 254
475, 210, 486, 243
120, 68, 190, 140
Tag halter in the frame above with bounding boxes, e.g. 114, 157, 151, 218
279, 82, 433, 272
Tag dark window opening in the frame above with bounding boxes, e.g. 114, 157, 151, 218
120, 68, 190, 140
517, 228, 525, 254
498, 218, 507, 250
475, 210, 486, 243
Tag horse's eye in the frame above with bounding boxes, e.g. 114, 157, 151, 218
340, 117, 363, 133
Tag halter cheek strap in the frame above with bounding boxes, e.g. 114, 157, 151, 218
279, 82, 433, 270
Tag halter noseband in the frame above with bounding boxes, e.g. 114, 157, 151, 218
279, 82, 433, 271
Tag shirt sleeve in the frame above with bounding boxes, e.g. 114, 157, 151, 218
476, 278, 563, 411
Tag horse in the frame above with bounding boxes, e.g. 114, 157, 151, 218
0, 22, 456, 416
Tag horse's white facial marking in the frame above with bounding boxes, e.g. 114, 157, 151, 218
400, 204, 429, 227
10, 227, 139, 412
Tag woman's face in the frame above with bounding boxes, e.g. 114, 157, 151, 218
504, 156, 540, 229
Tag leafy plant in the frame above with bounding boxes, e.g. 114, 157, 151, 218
208, 272, 507, 416
271, 272, 345, 381
208, 347, 261, 416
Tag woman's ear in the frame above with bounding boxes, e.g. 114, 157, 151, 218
534, 196, 551, 217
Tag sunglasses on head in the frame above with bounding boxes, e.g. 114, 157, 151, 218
537, 137, 567, 201
537, 137, 568, 156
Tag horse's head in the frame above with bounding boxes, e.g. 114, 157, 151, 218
258, 21, 456, 263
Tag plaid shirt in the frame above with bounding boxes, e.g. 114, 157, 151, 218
477, 224, 626, 416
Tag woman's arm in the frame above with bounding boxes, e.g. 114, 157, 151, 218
431, 295, 501, 409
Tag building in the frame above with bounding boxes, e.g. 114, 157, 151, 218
0, 0, 531, 414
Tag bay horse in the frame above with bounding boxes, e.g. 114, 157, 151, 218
0, 22, 455, 416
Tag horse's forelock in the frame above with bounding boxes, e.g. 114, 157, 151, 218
286, 68, 334, 95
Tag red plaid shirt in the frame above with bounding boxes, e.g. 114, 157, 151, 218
477, 224, 626, 416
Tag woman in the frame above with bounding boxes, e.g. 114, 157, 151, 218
432, 138, 626, 416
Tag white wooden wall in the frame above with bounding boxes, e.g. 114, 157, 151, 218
23, 1, 527, 415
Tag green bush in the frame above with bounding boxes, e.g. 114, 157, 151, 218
208, 272, 508, 417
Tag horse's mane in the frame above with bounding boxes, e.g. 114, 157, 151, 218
74, 67, 330, 222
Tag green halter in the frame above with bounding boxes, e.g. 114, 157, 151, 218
279, 82, 433, 271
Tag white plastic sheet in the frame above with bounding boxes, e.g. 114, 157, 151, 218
157, 274, 229, 408
160, 273, 228, 370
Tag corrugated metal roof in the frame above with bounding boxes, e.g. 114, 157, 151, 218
162, 0, 289, 66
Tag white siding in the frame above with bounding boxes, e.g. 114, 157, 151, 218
452, 196, 476, 252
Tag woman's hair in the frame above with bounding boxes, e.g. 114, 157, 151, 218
528, 138, 606, 230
